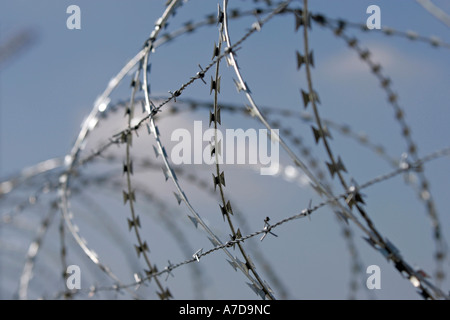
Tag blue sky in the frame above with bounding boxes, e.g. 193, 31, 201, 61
1, 1, 450, 300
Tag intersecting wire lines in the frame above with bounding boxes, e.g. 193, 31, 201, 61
17, 206, 57, 300
0, 92, 409, 299
0, 158, 66, 298
78, 105, 292, 298
53, 143, 283, 298
62, 168, 207, 299
2, 226, 63, 299
47, 0, 286, 300
293, 9, 450, 293
54, 1, 189, 300
136, 1, 294, 300
59, 156, 253, 296
219, 3, 376, 257
1, 161, 63, 226
209, 1, 275, 300
2, 155, 177, 299
0, 118, 348, 300
45, 6, 304, 299
147, 97, 398, 171
124, 58, 169, 299
47, 146, 450, 297
310, 12, 448, 288
255, 108, 366, 297
15, 198, 121, 300
2, 211, 57, 298
98, 96, 398, 173
73, 5, 292, 172
0, 157, 63, 197
63, 182, 162, 298
2, 103, 449, 299
0, 183, 129, 299
77, 47, 446, 298
117, 180, 207, 300
306, 0, 427, 298
101, 158, 260, 298
0, 28, 37, 70
300, 1, 448, 298
153, 97, 371, 298
232, 1, 384, 297
2, 0, 450, 300
62, 1, 442, 185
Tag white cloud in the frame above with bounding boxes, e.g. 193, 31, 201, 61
319, 42, 437, 81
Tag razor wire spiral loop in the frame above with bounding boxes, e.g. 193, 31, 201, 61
1, 0, 450, 300
308, 7, 447, 286
39, 146, 450, 299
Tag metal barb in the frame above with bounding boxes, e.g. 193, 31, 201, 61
193, 248, 203, 262
260, 217, 278, 241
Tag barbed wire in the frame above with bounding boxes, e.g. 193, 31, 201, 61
1, 1, 450, 300
43, 146, 450, 299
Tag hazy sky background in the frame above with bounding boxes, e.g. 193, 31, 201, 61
1, 0, 450, 300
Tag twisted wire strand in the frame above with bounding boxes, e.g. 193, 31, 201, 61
137, 1, 295, 300
2, 1, 450, 300
211, 1, 275, 299
48, 146, 450, 298
300, 0, 447, 299
311, 13, 447, 286
55, 1, 188, 299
